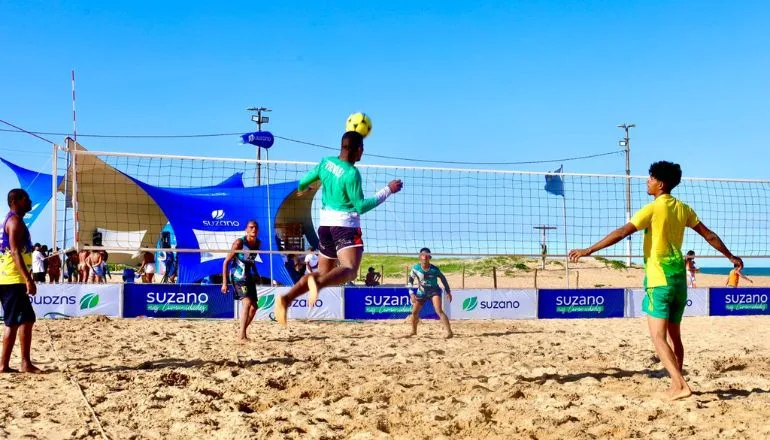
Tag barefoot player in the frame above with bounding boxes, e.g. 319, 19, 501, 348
405, 247, 453, 339
275, 131, 403, 325
569, 161, 743, 401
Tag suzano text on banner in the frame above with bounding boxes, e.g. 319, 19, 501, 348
123, 284, 234, 318
538, 289, 624, 319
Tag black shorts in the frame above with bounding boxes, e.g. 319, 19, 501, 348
232, 281, 258, 302
32, 272, 46, 283
318, 226, 364, 259
0, 284, 36, 327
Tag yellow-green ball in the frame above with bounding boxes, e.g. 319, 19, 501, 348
346, 112, 372, 138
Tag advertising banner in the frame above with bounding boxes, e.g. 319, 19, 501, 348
709, 288, 770, 316
625, 288, 709, 318
124, 284, 234, 318
538, 289, 624, 319
25, 284, 121, 319
449, 289, 537, 320
238, 287, 343, 320
344, 287, 438, 320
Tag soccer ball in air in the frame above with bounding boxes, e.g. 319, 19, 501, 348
346, 112, 372, 138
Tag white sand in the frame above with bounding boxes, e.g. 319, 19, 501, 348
1, 315, 769, 439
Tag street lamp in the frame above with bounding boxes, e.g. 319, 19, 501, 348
248, 107, 271, 185
617, 123, 635, 266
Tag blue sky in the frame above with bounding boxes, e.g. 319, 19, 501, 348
2, 0, 770, 251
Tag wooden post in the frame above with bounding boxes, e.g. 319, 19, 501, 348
462, 264, 465, 289
405, 266, 410, 285
576, 271, 579, 289
492, 267, 497, 289
534, 268, 538, 290
381, 265, 385, 281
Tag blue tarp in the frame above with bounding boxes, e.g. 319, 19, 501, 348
0, 158, 64, 227
127, 175, 297, 286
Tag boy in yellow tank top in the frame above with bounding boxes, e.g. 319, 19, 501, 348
569, 162, 742, 400
0, 189, 41, 373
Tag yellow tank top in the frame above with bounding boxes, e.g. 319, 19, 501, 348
0, 211, 32, 285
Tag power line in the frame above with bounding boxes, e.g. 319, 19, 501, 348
0, 127, 623, 165
0, 120, 56, 145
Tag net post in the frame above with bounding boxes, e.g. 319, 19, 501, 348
51, 143, 58, 256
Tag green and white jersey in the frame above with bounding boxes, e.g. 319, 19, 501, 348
299, 156, 391, 227
408, 264, 450, 295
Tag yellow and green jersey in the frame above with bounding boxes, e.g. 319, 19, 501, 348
630, 194, 699, 288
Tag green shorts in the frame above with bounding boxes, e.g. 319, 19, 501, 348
642, 284, 687, 324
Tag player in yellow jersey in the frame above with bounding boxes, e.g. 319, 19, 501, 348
569, 161, 743, 400
0, 189, 41, 373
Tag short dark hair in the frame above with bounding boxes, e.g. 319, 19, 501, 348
246, 220, 258, 228
686, 250, 695, 256
649, 161, 682, 191
341, 131, 364, 151
419, 247, 431, 254
7, 188, 29, 208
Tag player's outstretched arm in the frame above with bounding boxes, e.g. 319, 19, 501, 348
348, 173, 403, 214
568, 223, 637, 263
691, 222, 743, 269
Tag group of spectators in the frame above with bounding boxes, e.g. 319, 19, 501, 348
29, 244, 113, 284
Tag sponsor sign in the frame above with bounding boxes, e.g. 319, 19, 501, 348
538, 289, 624, 319
124, 284, 234, 318
709, 288, 770, 316
237, 287, 343, 320
344, 287, 438, 320
625, 288, 708, 318
449, 289, 537, 320
240, 131, 274, 149
28, 284, 121, 319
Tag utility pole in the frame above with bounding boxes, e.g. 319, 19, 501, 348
617, 123, 635, 267
247, 107, 271, 185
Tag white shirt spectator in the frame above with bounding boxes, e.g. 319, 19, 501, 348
32, 250, 45, 274
304, 253, 319, 274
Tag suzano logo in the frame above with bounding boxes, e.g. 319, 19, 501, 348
256, 293, 322, 310
79, 293, 100, 310
146, 291, 209, 313
555, 295, 605, 314
364, 295, 411, 313
725, 293, 769, 311
462, 296, 519, 312
258, 293, 275, 309
203, 209, 240, 227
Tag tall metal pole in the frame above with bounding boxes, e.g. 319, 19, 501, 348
618, 123, 635, 267
248, 107, 271, 186
257, 108, 262, 186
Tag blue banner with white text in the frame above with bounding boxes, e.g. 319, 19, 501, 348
124, 284, 234, 318
538, 289, 624, 319
344, 287, 438, 320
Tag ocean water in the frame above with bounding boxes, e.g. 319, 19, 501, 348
698, 267, 770, 276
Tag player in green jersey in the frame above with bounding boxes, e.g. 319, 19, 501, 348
275, 131, 403, 326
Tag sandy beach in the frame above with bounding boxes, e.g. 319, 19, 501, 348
1, 315, 769, 439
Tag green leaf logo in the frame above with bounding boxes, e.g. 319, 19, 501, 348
79, 293, 99, 310
462, 296, 478, 312
258, 294, 275, 309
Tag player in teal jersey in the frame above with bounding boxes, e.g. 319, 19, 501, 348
275, 131, 403, 326
405, 248, 453, 339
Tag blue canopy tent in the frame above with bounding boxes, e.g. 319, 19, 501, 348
1, 158, 63, 227
127, 175, 299, 286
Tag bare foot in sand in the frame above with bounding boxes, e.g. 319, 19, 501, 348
238, 337, 250, 344
445, 332, 454, 339
20, 363, 42, 374
275, 295, 289, 327
401, 333, 416, 339
1, 367, 19, 373
665, 386, 692, 401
